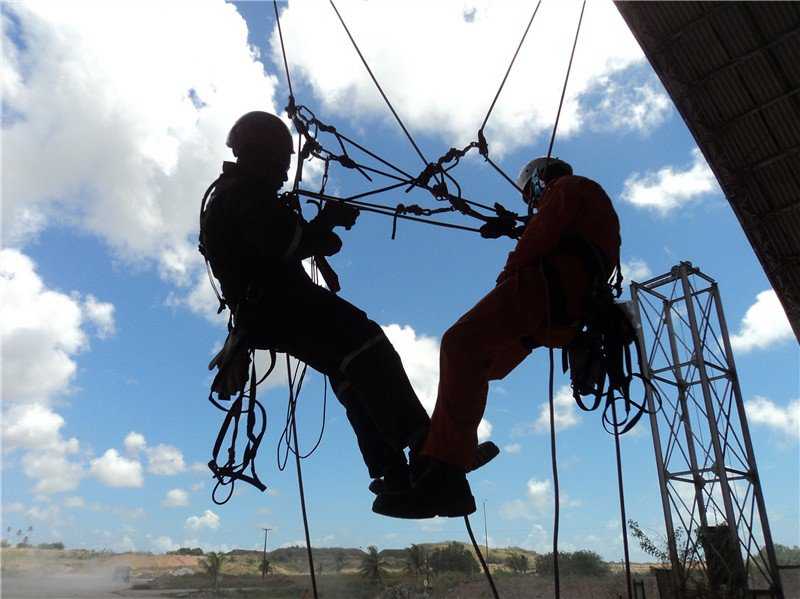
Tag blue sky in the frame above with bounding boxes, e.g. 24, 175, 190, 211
2, 1, 798, 561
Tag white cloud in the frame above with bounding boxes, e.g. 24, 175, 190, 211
120, 432, 187, 475
89, 449, 143, 488
583, 77, 672, 134
730, 290, 794, 353
83, 295, 116, 339
3, 502, 26, 513
383, 323, 492, 442
117, 535, 136, 553
152, 535, 179, 553
620, 258, 652, 283
25, 504, 64, 527
186, 510, 220, 531
163, 488, 190, 508
2, 1, 280, 283
0, 249, 117, 494
621, 149, 718, 214
22, 449, 83, 494
146, 444, 186, 476
477, 419, 493, 443
64, 496, 85, 508
1, 249, 86, 403
124, 432, 147, 456
534, 385, 580, 433
500, 478, 581, 521
503, 443, 522, 455
3, 403, 77, 452
275, 0, 644, 157
745, 397, 800, 440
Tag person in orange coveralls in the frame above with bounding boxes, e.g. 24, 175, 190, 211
372, 157, 621, 519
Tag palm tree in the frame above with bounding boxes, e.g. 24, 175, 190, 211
202, 551, 227, 591
359, 545, 386, 584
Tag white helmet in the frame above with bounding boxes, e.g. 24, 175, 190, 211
516, 157, 572, 200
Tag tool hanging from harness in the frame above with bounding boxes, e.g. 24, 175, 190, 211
198, 169, 277, 504
550, 238, 656, 435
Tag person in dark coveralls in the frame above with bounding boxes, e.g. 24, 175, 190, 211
201, 112, 497, 498
373, 157, 621, 519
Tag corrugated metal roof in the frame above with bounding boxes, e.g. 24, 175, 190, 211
616, 1, 800, 341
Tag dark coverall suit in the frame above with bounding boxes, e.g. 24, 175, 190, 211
202, 162, 430, 479
422, 175, 621, 468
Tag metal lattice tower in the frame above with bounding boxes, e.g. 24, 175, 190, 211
630, 262, 783, 599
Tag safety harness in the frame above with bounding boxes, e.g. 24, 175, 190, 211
551, 238, 654, 436
198, 167, 276, 504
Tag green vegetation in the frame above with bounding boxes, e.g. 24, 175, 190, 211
536, 550, 609, 577
428, 542, 478, 575
169, 546, 204, 556
359, 545, 386, 583
506, 552, 530, 573
202, 551, 227, 589
773, 544, 800, 567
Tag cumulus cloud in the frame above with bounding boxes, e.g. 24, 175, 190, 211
621, 149, 719, 214
1, 249, 115, 494
119, 432, 187, 475
383, 323, 492, 441
2, 1, 280, 282
89, 449, 144, 488
730, 290, 794, 353
146, 444, 187, 476
3, 403, 77, 453
1, 249, 86, 403
152, 535, 179, 553
745, 396, 800, 440
620, 258, 652, 283
504, 443, 522, 455
163, 488, 190, 508
500, 478, 581, 520
533, 385, 580, 433
275, 0, 645, 156
186, 510, 220, 531
83, 295, 116, 339
583, 76, 672, 134
477, 419, 493, 443
124, 432, 147, 456
22, 448, 83, 494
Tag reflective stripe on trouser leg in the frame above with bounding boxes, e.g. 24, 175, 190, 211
329, 373, 406, 479
341, 324, 430, 452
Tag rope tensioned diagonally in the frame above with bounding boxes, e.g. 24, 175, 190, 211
255, 4, 646, 599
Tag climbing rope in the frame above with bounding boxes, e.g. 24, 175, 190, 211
328, 0, 439, 181
548, 349, 562, 599
286, 355, 319, 599
610, 397, 634, 599
465, 515, 500, 599
266, 6, 640, 599
545, 0, 586, 164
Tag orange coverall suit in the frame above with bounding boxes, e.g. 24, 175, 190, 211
422, 175, 621, 468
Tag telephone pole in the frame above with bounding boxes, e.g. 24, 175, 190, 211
261, 528, 272, 578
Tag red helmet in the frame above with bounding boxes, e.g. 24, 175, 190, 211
226, 111, 294, 158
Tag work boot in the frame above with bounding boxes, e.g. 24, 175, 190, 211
407, 441, 501, 486
367, 462, 412, 495
468, 441, 500, 473
371, 458, 476, 519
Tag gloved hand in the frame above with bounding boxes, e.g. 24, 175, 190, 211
479, 215, 517, 239
317, 201, 360, 230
